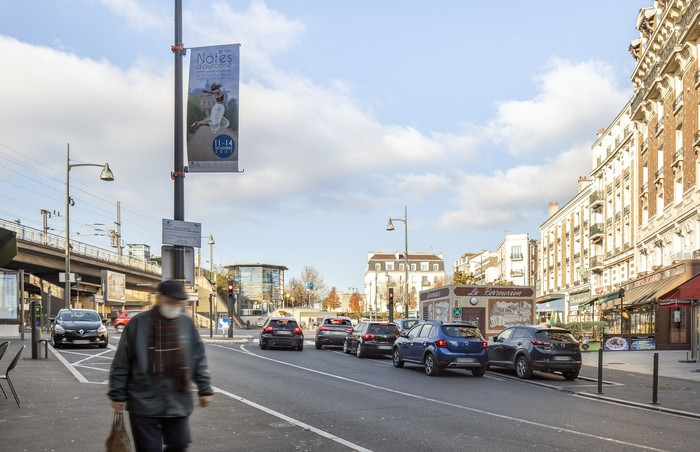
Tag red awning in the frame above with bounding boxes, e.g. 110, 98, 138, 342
658, 274, 700, 308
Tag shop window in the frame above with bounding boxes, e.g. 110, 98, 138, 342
630, 307, 655, 334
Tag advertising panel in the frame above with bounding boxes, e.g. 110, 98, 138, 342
186, 44, 241, 173
0, 270, 19, 321
101, 270, 126, 303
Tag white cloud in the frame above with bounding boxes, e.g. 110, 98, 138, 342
485, 58, 630, 157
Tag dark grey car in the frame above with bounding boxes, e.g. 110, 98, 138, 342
488, 325, 581, 380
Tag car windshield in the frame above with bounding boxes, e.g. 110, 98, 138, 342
367, 324, 399, 335
324, 318, 352, 326
59, 311, 100, 322
535, 330, 576, 343
442, 325, 483, 339
271, 319, 298, 330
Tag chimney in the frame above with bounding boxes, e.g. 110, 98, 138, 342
597, 127, 605, 137
578, 176, 589, 192
548, 202, 559, 217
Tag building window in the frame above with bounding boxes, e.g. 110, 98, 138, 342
511, 245, 523, 260
420, 262, 429, 271
386, 262, 394, 271
399, 263, 405, 271
374, 263, 381, 271
432, 263, 439, 271
411, 264, 417, 271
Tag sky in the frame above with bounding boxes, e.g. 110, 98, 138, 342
0, 0, 651, 294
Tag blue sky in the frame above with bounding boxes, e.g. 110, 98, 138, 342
0, 0, 650, 293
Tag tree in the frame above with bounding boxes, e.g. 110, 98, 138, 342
488, 276, 514, 286
323, 287, 341, 310
348, 291, 363, 313
452, 270, 479, 285
286, 278, 307, 308
300, 266, 327, 307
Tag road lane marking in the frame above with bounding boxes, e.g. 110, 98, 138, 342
214, 344, 671, 452
213, 386, 373, 452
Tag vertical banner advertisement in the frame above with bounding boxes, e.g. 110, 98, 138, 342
187, 44, 240, 172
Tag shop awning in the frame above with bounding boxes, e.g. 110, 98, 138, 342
536, 298, 565, 312
577, 298, 597, 312
623, 271, 694, 308
658, 274, 700, 308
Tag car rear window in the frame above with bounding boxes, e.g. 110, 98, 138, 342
271, 319, 298, 329
367, 324, 399, 335
442, 325, 483, 339
324, 318, 352, 326
535, 330, 576, 343
60, 311, 100, 322
400, 320, 418, 330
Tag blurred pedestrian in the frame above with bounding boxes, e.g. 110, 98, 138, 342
108, 280, 213, 451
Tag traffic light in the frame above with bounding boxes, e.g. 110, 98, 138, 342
228, 281, 234, 294
388, 288, 394, 304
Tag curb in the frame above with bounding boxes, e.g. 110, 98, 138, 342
491, 372, 700, 420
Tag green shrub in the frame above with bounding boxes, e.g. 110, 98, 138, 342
564, 321, 608, 341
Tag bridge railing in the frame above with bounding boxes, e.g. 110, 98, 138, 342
1, 219, 161, 274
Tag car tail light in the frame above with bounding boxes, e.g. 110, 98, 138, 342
531, 339, 551, 348
293, 327, 303, 335
482, 341, 488, 350
319, 326, 330, 331
346, 327, 354, 333
435, 339, 447, 348
363, 333, 375, 341
263, 326, 274, 334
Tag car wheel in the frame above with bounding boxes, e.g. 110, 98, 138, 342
260, 341, 267, 350
471, 365, 487, 377
296, 343, 304, 351
424, 353, 440, 376
343, 340, 350, 354
356, 342, 365, 358
562, 369, 579, 380
115, 325, 124, 334
52, 336, 61, 349
99, 341, 108, 349
392, 348, 404, 368
515, 355, 532, 379
315, 341, 322, 350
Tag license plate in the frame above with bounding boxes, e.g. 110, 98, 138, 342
455, 357, 477, 363
553, 356, 572, 361
378, 345, 391, 349
73, 340, 90, 345
276, 330, 292, 335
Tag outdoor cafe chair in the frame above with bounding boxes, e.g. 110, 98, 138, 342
0, 345, 25, 407
0, 341, 8, 363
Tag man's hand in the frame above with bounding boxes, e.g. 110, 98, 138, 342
199, 395, 212, 407
111, 401, 125, 413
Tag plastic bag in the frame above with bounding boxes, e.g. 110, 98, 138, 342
106, 412, 132, 452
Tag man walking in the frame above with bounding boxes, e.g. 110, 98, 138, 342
109, 280, 213, 451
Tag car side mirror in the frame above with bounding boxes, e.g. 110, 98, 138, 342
400, 331, 407, 338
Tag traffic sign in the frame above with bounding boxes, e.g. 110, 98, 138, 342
218, 317, 230, 330
452, 307, 462, 318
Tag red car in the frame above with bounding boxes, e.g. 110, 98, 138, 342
113, 310, 143, 333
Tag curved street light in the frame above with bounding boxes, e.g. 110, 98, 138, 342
386, 204, 409, 320
65, 143, 114, 309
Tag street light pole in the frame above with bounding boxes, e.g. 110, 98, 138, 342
208, 235, 215, 338
387, 204, 409, 318
65, 143, 114, 310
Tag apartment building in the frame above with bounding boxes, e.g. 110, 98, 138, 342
453, 250, 499, 283
365, 251, 446, 316
538, 178, 592, 324
496, 233, 538, 287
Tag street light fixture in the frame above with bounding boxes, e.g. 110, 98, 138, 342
65, 143, 114, 310
386, 204, 409, 319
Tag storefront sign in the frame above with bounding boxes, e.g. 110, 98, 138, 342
630, 336, 656, 350
604, 336, 629, 351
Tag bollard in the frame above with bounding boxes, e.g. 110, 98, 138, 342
651, 352, 659, 405
597, 347, 604, 394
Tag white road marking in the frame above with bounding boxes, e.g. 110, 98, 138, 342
213, 344, 671, 452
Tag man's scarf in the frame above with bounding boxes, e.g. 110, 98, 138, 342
148, 307, 190, 392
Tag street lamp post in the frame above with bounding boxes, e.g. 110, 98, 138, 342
207, 235, 215, 337
65, 143, 114, 310
387, 204, 409, 318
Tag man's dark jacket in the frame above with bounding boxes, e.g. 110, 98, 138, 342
108, 309, 213, 417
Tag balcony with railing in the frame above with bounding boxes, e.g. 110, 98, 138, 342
642, 138, 648, 153
655, 117, 664, 136
641, 182, 648, 195
654, 168, 664, 182
510, 253, 523, 261
589, 191, 604, 208
589, 223, 604, 241
673, 92, 684, 113
590, 255, 604, 272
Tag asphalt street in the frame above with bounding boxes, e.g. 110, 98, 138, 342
0, 329, 698, 451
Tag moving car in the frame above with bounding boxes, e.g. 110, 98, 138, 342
112, 309, 142, 333
315, 316, 354, 349
487, 325, 582, 380
392, 321, 488, 376
259, 317, 304, 351
343, 321, 399, 358
49, 309, 109, 348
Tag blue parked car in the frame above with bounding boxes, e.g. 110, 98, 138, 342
392, 321, 488, 377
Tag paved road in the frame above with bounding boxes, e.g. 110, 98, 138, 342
2, 330, 699, 451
